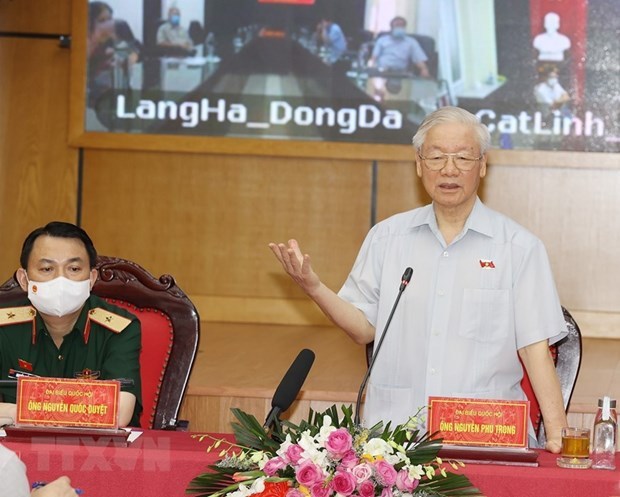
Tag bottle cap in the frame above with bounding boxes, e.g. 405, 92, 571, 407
598, 398, 616, 408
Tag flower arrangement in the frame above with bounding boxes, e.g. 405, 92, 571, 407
187, 405, 479, 497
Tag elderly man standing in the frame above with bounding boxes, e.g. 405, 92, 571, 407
269, 106, 568, 452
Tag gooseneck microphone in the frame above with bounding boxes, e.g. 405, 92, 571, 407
264, 348, 316, 429
354, 267, 413, 426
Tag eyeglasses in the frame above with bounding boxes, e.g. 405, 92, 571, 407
418, 152, 483, 172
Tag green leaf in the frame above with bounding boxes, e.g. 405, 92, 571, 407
229, 408, 280, 453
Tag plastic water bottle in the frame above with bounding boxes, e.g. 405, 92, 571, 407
591, 396, 617, 470
113, 40, 131, 89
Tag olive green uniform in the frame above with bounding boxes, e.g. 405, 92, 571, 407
0, 295, 142, 426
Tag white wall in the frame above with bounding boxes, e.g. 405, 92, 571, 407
364, 0, 420, 34
105, 1, 143, 42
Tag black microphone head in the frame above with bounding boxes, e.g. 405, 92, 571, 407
399, 267, 413, 291
271, 349, 315, 412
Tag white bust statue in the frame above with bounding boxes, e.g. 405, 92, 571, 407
533, 12, 571, 62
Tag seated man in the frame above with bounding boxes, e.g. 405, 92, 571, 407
0, 222, 141, 427
368, 16, 430, 102
313, 16, 347, 64
156, 6, 193, 53
534, 68, 571, 118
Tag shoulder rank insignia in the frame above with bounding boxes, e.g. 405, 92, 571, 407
0, 306, 37, 344
0, 306, 36, 326
84, 307, 132, 344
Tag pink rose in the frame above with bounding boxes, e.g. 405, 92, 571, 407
330, 471, 356, 496
287, 489, 305, 497
325, 428, 353, 458
286, 444, 304, 465
264, 457, 287, 476
311, 482, 332, 497
296, 461, 324, 487
286, 488, 305, 497
351, 463, 373, 483
358, 480, 375, 497
380, 488, 393, 497
338, 450, 358, 470
373, 460, 397, 487
395, 469, 418, 492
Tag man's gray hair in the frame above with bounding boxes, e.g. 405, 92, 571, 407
411, 106, 491, 153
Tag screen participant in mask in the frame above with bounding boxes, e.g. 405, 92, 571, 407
534, 68, 571, 116
156, 6, 193, 52
368, 16, 430, 102
0, 222, 141, 428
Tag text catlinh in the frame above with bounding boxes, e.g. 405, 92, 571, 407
477, 109, 605, 137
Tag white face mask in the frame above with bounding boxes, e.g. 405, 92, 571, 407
28, 276, 91, 317
547, 77, 558, 87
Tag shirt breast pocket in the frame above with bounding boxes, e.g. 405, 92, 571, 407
458, 288, 510, 343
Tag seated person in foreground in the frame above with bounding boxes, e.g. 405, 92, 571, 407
156, 6, 193, 53
270, 106, 568, 452
368, 16, 430, 101
0, 444, 78, 496
0, 222, 142, 427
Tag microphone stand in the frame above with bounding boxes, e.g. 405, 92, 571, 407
264, 407, 283, 432
354, 268, 413, 426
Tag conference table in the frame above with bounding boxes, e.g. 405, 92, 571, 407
2, 430, 619, 497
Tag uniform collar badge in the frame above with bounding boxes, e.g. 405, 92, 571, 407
479, 259, 495, 268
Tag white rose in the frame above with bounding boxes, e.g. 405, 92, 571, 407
362, 438, 393, 457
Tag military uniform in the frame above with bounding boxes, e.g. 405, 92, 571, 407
0, 295, 142, 426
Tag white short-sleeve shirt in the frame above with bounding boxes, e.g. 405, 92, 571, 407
338, 198, 567, 428
534, 81, 568, 105
0, 444, 30, 497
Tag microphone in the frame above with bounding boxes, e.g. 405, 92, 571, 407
354, 267, 413, 426
264, 348, 316, 429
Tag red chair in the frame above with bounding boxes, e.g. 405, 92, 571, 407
365, 306, 582, 445
0, 256, 200, 430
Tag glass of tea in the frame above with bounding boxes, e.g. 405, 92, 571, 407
557, 427, 591, 469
